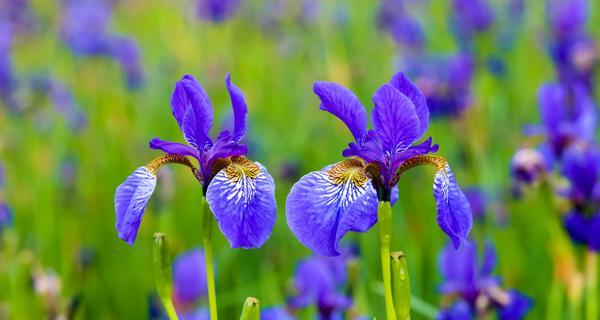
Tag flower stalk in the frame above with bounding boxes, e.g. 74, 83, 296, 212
201, 198, 218, 320
152, 233, 179, 320
585, 250, 598, 320
378, 201, 397, 320
391, 251, 411, 320
239, 297, 260, 320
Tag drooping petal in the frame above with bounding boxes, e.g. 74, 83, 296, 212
205, 159, 276, 248
372, 84, 421, 156
173, 249, 207, 306
588, 214, 600, 251
389, 72, 430, 138
433, 164, 472, 248
563, 211, 589, 245
149, 137, 200, 159
286, 159, 378, 256
171, 75, 214, 149
225, 73, 247, 141
114, 167, 157, 245
498, 290, 532, 320
314, 81, 367, 142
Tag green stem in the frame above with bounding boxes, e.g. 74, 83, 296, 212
585, 250, 598, 320
152, 233, 179, 320
239, 297, 260, 320
202, 198, 218, 320
378, 201, 397, 320
391, 251, 411, 320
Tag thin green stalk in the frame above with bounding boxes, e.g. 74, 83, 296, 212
152, 233, 179, 320
391, 251, 410, 320
240, 297, 260, 320
585, 250, 598, 320
378, 201, 397, 320
202, 198, 218, 320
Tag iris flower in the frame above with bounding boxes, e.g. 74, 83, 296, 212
172, 249, 210, 319
286, 72, 472, 257
114, 74, 277, 249
437, 240, 532, 320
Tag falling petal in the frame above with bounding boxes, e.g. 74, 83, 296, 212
114, 167, 157, 245
286, 159, 378, 256
206, 158, 276, 248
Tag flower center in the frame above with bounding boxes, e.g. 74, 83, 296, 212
225, 156, 260, 181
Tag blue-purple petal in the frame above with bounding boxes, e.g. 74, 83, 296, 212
433, 164, 472, 248
498, 290, 532, 320
371, 84, 421, 156
436, 300, 474, 320
171, 75, 214, 150
261, 307, 295, 320
286, 164, 378, 256
388, 72, 430, 138
588, 214, 600, 251
206, 162, 276, 248
314, 81, 367, 142
114, 167, 157, 245
480, 240, 497, 277
438, 240, 477, 295
173, 249, 208, 305
149, 138, 200, 159
225, 73, 247, 141
563, 211, 589, 245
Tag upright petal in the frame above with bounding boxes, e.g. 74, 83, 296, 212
206, 158, 276, 248
225, 73, 247, 141
314, 82, 367, 142
372, 84, 420, 156
114, 167, 157, 245
286, 159, 378, 256
439, 240, 477, 295
149, 138, 200, 159
389, 72, 430, 138
171, 75, 214, 149
433, 164, 472, 248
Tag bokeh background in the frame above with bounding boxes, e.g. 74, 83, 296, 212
1, 0, 599, 319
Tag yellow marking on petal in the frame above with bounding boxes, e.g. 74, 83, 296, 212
327, 158, 368, 186
225, 156, 260, 181
145, 154, 197, 175
396, 155, 448, 178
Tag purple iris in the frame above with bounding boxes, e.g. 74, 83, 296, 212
0, 21, 17, 110
114, 74, 277, 248
403, 53, 474, 118
450, 0, 495, 36
60, 0, 144, 89
0, 202, 12, 232
546, 0, 597, 88
261, 307, 295, 320
560, 144, 600, 251
536, 82, 596, 158
171, 249, 210, 319
377, 0, 425, 50
510, 147, 549, 196
288, 254, 353, 319
196, 0, 241, 23
437, 240, 532, 319
286, 72, 472, 256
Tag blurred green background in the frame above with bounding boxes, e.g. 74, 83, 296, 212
1, 0, 599, 319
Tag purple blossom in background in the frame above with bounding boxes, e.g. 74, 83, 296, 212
288, 254, 353, 318
172, 249, 207, 308
0, 202, 12, 232
60, 0, 144, 89
0, 0, 36, 34
536, 82, 596, 158
404, 54, 474, 118
560, 144, 600, 251
179, 307, 210, 320
450, 0, 495, 41
510, 148, 549, 197
464, 188, 486, 220
286, 72, 472, 256
196, 0, 241, 23
29, 75, 87, 131
0, 22, 18, 110
377, 0, 425, 50
546, 0, 598, 88
437, 240, 532, 319
114, 74, 277, 248
261, 307, 295, 320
